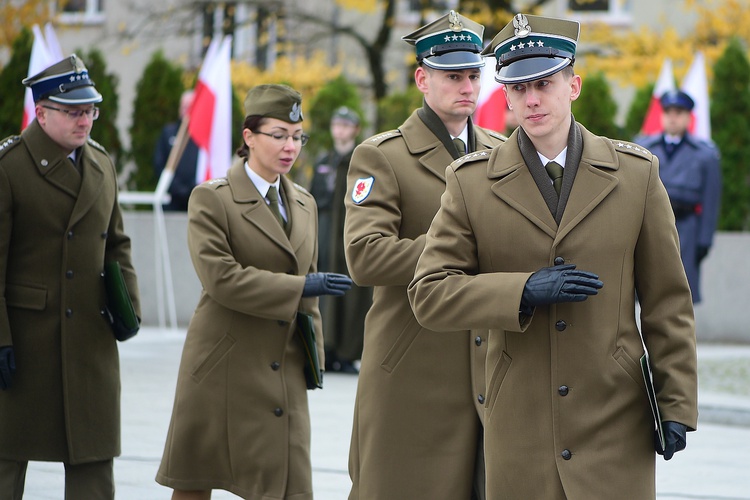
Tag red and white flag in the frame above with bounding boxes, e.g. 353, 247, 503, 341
473, 63, 506, 133
640, 58, 675, 136
681, 51, 711, 140
189, 35, 233, 182
22, 24, 63, 131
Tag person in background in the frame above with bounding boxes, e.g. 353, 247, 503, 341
153, 90, 200, 211
635, 90, 722, 303
309, 106, 370, 373
156, 84, 351, 500
344, 10, 506, 499
0, 54, 141, 499
409, 13, 697, 499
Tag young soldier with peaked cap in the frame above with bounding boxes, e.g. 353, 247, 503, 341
0, 54, 140, 498
635, 90, 722, 304
344, 10, 505, 500
409, 13, 697, 499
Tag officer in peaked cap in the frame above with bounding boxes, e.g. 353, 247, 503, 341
345, 9, 506, 500
660, 90, 695, 111
481, 13, 580, 84
23, 54, 103, 104
0, 52, 140, 498
403, 9, 486, 70
410, 12, 697, 500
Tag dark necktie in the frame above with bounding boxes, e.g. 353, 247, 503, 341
68, 157, 80, 176
266, 186, 286, 229
453, 137, 466, 156
545, 161, 564, 195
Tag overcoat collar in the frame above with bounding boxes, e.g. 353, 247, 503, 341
487, 122, 619, 243
228, 161, 312, 267
22, 119, 106, 227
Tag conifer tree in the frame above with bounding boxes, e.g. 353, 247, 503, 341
0, 28, 32, 137
572, 71, 620, 138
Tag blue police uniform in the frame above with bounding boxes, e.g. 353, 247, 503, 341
636, 105, 721, 303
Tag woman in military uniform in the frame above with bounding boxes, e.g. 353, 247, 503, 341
156, 84, 351, 500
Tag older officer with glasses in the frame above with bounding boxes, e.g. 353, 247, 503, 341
0, 54, 141, 499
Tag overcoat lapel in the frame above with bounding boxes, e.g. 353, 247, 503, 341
280, 175, 313, 256
69, 143, 105, 227
24, 121, 80, 198
400, 110, 454, 182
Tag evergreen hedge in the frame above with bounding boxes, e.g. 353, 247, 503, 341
0, 28, 32, 138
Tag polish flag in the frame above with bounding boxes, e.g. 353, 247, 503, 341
640, 58, 675, 135
681, 51, 711, 140
22, 24, 63, 130
189, 35, 233, 182
473, 61, 506, 133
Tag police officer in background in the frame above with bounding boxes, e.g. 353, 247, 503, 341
344, 10, 506, 499
635, 90, 722, 303
0, 55, 140, 499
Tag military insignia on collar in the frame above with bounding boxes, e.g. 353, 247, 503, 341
352, 176, 374, 204
449, 10, 463, 32
289, 102, 302, 122
513, 14, 531, 38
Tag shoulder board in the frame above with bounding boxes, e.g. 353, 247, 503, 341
611, 140, 652, 161
205, 177, 228, 187
487, 130, 507, 141
293, 182, 311, 196
453, 149, 492, 170
363, 130, 402, 145
87, 137, 108, 153
0, 136, 21, 159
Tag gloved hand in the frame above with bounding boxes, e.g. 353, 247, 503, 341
0, 346, 16, 390
656, 421, 688, 460
302, 273, 353, 297
521, 264, 603, 311
696, 245, 709, 265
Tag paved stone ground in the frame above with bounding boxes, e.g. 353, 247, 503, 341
21, 329, 750, 499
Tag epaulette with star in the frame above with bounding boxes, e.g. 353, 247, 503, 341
0, 136, 21, 159
487, 130, 507, 141
205, 177, 228, 187
611, 140, 652, 161
293, 182, 311, 196
452, 149, 491, 170
363, 130, 402, 145
87, 136, 108, 153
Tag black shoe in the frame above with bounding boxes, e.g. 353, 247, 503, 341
336, 360, 359, 374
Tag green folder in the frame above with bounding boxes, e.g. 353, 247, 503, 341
296, 312, 323, 390
641, 352, 665, 452
104, 261, 140, 342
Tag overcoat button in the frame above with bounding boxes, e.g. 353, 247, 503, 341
555, 320, 567, 331
558, 385, 569, 396
65, 309, 73, 317
100, 271, 105, 278
100, 309, 107, 316
474, 336, 482, 346
67, 231, 74, 239
101, 232, 108, 239
561, 449, 572, 460
66, 270, 74, 279
270, 361, 280, 371
274, 408, 284, 417
277, 320, 287, 326
477, 394, 485, 404
554, 257, 565, 266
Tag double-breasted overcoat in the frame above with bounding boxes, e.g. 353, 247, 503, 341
635, 133, 721, 303
0, 120, 140, 464
156, 161, 322, 500
409, 124, 698, 499
344, 108, 505, 499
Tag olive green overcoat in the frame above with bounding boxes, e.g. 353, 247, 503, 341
344, 108, 505, 499
0, 120, 140, 464
156, 161, 322, 500
409, 125, 698, 499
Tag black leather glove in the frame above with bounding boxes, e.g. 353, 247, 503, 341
696, 245, 709, 265
656, 421, 688, 460
0, 346, 16, 390
521, 264, 603, 312
302, 273, 353, 297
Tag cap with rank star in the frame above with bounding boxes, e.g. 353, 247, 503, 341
244, 84, 304, 123
481, 13, 580, 84
22, 54, 102, 105
402, 10, 485, 71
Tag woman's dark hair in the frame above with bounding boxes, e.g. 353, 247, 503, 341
236, 115, 267, 159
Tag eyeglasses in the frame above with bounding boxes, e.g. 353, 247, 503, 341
255, 130, 309, 146
42, 105, 99, 121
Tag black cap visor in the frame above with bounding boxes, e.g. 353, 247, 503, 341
422, 51, 485, 70
48, 84, 103, 105
495, 56, 572, 84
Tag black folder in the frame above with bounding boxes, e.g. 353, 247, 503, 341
641, 352, 665, 452
296, 312, 323, 390
104, 261, 140, 342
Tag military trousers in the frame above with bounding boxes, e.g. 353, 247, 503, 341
0, 458, 114, 500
